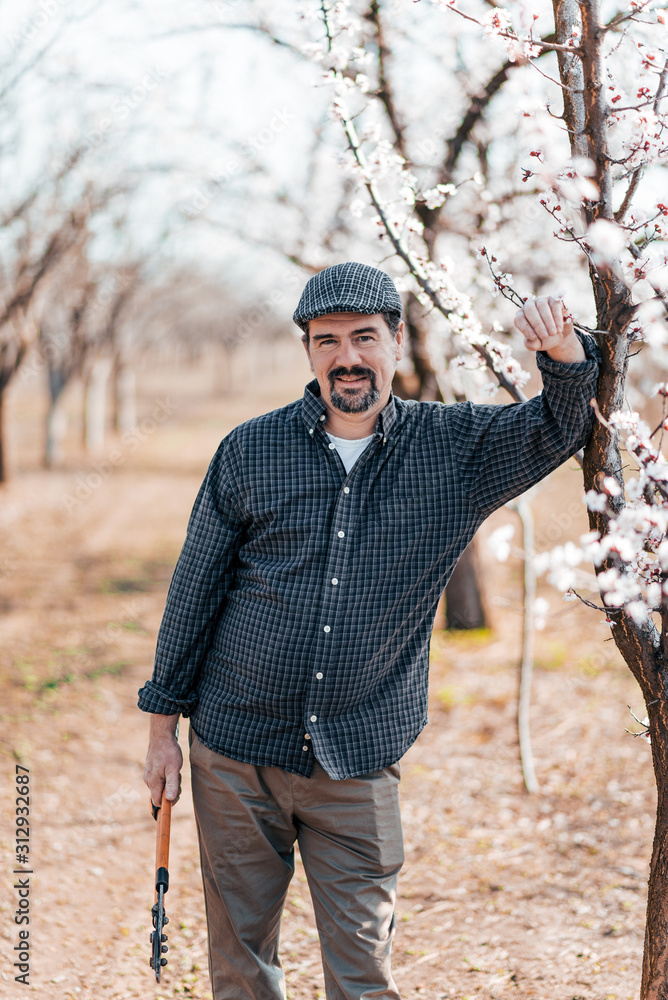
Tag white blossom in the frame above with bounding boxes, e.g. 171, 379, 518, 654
597, 567, 621, 591
534, 541, 584, 592
587, 219, 627, 263
602, 476, 622, 497
534, 597, 549, 630
487, 523, 515, 562
421, 184, 456, 210
481, 9, 512, 35
585, 490, 608, 512
658, 540, 668, 571
600, 567, 642, 606
626, 600, 649, 624
608, 410, 644, 433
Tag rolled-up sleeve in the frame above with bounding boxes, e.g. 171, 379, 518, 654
137, 434, 247, 716
451, 333, 600, 516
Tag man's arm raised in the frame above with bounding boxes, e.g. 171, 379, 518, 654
143, 712, 183, 807
445, 291, 599, 516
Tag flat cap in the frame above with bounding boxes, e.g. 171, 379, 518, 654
293, 262, 402, 330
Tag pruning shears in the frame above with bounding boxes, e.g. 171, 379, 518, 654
149, 788, 171, 981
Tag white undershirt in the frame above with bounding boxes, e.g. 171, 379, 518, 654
327, 432, 375, 474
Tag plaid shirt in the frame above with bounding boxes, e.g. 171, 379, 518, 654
138, 340, 599, 779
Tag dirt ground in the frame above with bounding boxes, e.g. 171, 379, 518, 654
0, 343, 657, 1000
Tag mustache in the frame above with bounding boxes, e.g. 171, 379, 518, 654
328, 366, 376, 384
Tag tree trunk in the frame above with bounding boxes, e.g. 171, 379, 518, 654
84, 357, 112, 453
114, 361, 137, 433
0, 340, 29, 485
217, 343, 235, 396
643, 706, 668, 999
405, 293, 443, 403
445, 539, 488, 629
0, 386, 6, 485
45, 366, 69, 469
594, 613, 668, 1000
45, 397, 67, 469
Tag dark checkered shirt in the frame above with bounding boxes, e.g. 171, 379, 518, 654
138, 340, 599, 779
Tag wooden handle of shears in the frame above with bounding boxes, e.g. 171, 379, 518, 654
152, 788, 172, 902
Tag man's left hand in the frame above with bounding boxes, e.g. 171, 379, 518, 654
514, 295, 585, 363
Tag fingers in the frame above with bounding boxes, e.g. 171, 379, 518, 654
144, 739, 183, 807
515, 295, 562, 339
149, 772, 182, 808
514, 295, 572, 350
164, 764, 182, 804
147, 783, 162, 809
147, 772, 182, 809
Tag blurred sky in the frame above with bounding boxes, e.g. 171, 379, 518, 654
2, 0, 337, 303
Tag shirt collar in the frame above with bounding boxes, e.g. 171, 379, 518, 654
301, 379, 398, 437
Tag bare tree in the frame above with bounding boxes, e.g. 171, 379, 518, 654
0, 201, 89, 480
41, 276, 95, 468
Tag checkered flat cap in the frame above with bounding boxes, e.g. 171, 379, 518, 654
293, 262, 402, 330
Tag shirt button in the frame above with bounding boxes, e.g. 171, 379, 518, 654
343, 487, 350, 494
304, 733, 311, 739
310, 715, 317, 722
309, 428, 314, 435
328, 442, 336, 450
323, 625, 331, 633
337, 530, 345, 538
319, 414, 326, 422
316, 672, 323, 679
331, 578, 338, 586
302, 745, 308, 751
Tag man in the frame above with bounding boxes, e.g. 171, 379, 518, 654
139, 261, 599, 1000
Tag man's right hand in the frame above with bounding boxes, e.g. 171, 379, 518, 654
143, 712, 183, 807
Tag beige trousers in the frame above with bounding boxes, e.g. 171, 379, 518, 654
189, 727, 404, 1000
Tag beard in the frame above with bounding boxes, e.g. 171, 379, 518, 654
328, 365, 380, 413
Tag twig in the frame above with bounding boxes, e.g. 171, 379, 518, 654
604, 0, 659, 32
482, 247, 607, 338
527, 55, 578, 92
626, 700, 657, 738
440, 2, 583, 55
570, 589, 615, 612
480, 248, 526, 309
590, 397, 614, 430
615, 166, 643, 222
654, 58, 668, 114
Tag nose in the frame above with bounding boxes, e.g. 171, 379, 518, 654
335, 338, 364, 368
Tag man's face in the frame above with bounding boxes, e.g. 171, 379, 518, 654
304, 312, 404, 416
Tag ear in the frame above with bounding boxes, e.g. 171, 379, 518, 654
301, 335, 315, 373
395, 321, 405, 363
